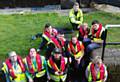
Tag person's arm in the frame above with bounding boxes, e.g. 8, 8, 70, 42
85, 63, 92, 82
79, 9, 83, 25
1, 63, 10, 82
69, 9, 80, 24
103, 65, 108, 82
85, 66, 89, 80
23, 58, 33, 82
43, 56, 50, 79
47, 60, 55, 75
39, 37, 48, 50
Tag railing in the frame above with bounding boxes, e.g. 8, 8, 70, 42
102, 24, 120, 61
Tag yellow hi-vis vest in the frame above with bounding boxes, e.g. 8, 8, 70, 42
69, 8, 83, 25
47, 57, 68, 82
2, 62, 26, 82
23, 56, 46, 78
87, 62, 105, 82
68, 41, 84, 59
93, 27, 105, 43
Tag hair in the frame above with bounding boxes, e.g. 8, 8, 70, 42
45, 23, 51, 28
74, 2, 79, 6
8, 51, 17, 57
92, 20, 99, 25
71, 34, 77, 38
93, 56, 102, 64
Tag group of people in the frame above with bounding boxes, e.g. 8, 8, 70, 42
1, 2, 108, 82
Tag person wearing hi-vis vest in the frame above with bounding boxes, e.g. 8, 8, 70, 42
23, 48, 48, 82
91, 20, 105, 42
67, 35, 84, 82
1, 51, 27, 82
85, 56, 108, 82
47, 48, 69, 82
38, 23, 58, 59
68, 35, 84, 64
69, 2, 83, 30
77, 23, 90, 41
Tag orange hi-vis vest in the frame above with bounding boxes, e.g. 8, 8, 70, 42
68, 40, 84, 55
90, 63, 105, 81
5, 55, 25, 79
44, 31, 62, 49
26, 54, 42, 74
92, 24, 102, 38
49, 56, 66, 72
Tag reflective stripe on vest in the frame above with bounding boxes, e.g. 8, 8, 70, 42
49, 73, 67, 82
48, 57, 68, 81
3, 62, 26, 82
88, 63, 105, 82
5, 56, 25, 79
26, 54, 42, 74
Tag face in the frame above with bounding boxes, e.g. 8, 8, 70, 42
92, 24, 99, 30
48, 26, 52, 34
57, 34, 64, 39
54, 53, 61, 60
95, 60, 102, 67
29, 48, 36, 58
9, 52, 17, 62
73, 5, 79, 12
83, 23, 88, 30
72, 37, 77, 44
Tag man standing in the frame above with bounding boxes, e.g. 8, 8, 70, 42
1, 51, 27, 82
69, 2, 83, 30
47, 48, 69, 82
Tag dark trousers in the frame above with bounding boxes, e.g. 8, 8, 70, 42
33, 74, 47, 82
70, 22, 79, 30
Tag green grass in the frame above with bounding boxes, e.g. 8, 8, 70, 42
0, 11, 120, 60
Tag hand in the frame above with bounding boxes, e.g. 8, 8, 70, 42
84, 35, 88, 38
55, 71, 59, 75
69, 57, 72, 63
76, 58, 81, 64
59, 72, 63, 75
29, 78, 34, 82
47, 75, 51, 80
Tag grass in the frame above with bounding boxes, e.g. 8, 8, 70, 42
0, 11, 120, 60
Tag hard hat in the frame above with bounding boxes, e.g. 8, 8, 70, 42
54, 48, 61, 54
86, 43, 100, 54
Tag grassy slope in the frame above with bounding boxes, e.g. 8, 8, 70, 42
0, 11, 120, 60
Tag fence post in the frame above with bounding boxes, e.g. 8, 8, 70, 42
102, 28, 108, 61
